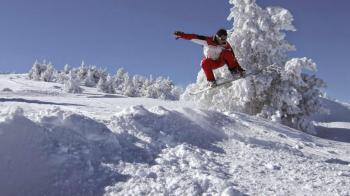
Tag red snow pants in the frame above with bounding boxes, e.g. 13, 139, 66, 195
201, 50, 240, 81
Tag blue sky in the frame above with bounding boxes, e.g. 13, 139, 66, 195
0, 0, 349, 102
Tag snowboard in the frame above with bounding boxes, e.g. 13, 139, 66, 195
189, 72, 258, 95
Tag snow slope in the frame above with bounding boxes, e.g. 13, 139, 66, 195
1, 74, 350, 196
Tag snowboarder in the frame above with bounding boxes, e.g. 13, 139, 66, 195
174, 29, 245, 87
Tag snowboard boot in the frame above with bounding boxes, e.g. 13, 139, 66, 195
229, 67, 246, 78
208, 80, 217, 88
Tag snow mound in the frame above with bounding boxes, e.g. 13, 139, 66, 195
0, 107, 122, 196
105, 107, 350, 195
0, 105, 239, 195
0, 105, 232, 195
110, 105, 227, 163
105, 144, 244, 196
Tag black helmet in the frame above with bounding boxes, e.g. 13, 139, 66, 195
216, 29, 227, 37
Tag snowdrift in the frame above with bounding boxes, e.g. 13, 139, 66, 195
1, 104, 350, 195
1, 74, 350, 195
0, 105, 235, 195
0, 107, 121, 196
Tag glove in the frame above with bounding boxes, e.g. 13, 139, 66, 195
174, 31, 185, 40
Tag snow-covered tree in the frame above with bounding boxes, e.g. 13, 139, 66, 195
182, 0, 326, 133
27, 61, 180, 100
97, 77, 107, 93
76, 63, 108, 87
28, 60, 56, 82
40, 63, 55, 82
113, 68, 128, 93
28, 60, 44, 81
64, 71, 83, 93
143, 77, 181, 100
110, 68, 181, 99
132, 75, 146, 92
63, 64, 71, 74
84, 69, 97, 87
97, 75, 115, 94
77, 63, 89, 82
122, 73, 136, 97
105, 75, 116, 94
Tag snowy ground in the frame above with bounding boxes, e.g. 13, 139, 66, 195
1, 74, 350, 196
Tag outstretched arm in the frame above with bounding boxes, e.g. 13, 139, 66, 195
174, 31, 208, 46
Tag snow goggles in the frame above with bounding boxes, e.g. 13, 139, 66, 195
216, 35, 227, 41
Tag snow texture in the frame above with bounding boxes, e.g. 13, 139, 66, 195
0, 74, 350, 195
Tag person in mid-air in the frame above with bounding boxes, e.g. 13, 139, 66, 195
174, 29, 245, 87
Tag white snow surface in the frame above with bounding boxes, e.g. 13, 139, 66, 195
1, 74, 350, 196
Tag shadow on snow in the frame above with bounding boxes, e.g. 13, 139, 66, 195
0, 98, 86, 107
